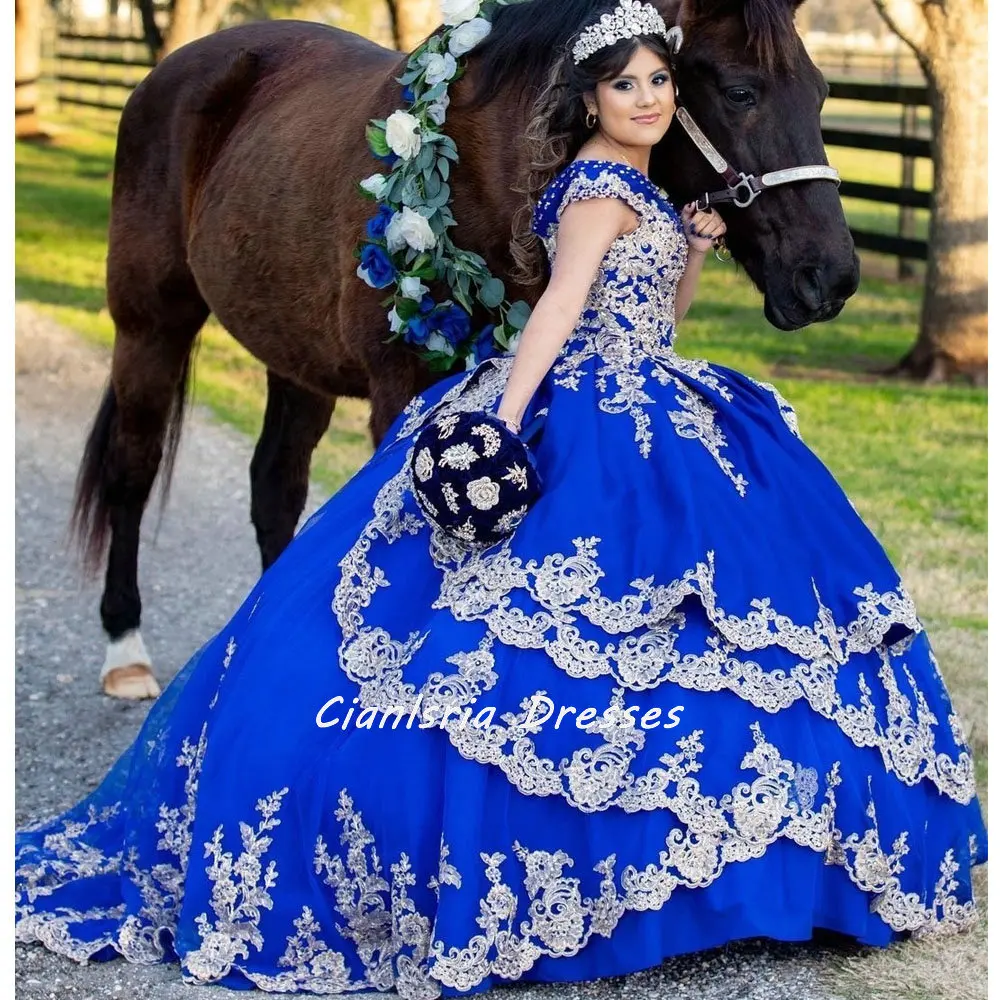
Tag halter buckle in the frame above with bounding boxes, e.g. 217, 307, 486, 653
730, 174, 760, 209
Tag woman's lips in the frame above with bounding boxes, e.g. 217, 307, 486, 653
632, 114, 661, 125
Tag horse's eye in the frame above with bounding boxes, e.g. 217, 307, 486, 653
725, 87, 757, 107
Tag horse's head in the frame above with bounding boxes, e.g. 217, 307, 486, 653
652, 0, 860, 329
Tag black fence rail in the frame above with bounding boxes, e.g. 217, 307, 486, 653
53, 31, 152, 112
822, 79, 931, 275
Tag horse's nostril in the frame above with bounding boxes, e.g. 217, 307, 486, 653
792, 264, 825, 312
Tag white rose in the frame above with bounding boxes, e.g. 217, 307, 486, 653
359, 173, 388, 198
385, 110, 422, 160
427, 94, 450, 126
427, 332, 456, 356
386, 207, 437, 252
440, 0, 480, 26
423, 52, 457, 86
399, 276, 429, 300
448, 17, 491, 56
388, 306, 405, 333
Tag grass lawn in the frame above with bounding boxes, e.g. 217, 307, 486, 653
15, 110, 986, 1000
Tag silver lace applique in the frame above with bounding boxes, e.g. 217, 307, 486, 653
14, 729, 980, 986
333, 474, 975, 805
537, 166, 755, 488
183, 788, 289, 982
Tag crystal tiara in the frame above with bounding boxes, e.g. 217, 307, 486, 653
571, 0, 670, 65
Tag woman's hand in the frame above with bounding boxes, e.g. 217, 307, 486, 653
680, 203, 727, 253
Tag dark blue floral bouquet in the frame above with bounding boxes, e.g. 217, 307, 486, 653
410, 411, 542, 545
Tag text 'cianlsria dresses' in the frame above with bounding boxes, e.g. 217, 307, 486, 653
15, 160, 986, 996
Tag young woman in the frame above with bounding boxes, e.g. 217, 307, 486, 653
16, 1, 985, 994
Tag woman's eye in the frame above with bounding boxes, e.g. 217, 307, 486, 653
725, 87, 757, 107
652, 74, 670, 86
613, 81, 633, 91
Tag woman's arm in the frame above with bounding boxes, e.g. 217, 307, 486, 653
674, 246, 708, 322
673, 203, 727, 324
496, 197, 636, 431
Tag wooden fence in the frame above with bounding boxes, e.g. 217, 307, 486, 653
823, 79, 931, 274
48, 32, 932, 273
51, 30, 152, 113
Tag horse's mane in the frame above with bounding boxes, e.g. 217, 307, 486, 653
745, 0, 800, 71
463, 0, 802, 109
464, 0, 616, 108
686, 0, 801, 72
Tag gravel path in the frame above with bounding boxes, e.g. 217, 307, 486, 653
14, 304, 848, 1000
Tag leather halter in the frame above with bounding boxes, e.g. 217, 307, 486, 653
674, 106, 841, 212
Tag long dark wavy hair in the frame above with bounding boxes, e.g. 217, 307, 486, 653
461, 0, 675, 286
512, 32, 674, 284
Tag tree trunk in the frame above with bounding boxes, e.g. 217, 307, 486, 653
386, 0, 441, 53
160, 0, 234, 59
873, 0, 987, 383
15, 0, 45, 139
162, 0, 205, 58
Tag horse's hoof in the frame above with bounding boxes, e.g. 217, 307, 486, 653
101, 630, 160, 700
102, 664, 161, 700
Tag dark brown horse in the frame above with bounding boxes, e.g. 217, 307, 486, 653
71, 0, 859, 698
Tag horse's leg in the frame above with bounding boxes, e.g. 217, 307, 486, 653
250, 371, 335, 571
103, 299, 207, 699
73, 263, 208, 698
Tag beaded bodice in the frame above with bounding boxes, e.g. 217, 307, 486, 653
531, 160, 689, 354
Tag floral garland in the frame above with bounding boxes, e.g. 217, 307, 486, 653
355, 0, 532, 373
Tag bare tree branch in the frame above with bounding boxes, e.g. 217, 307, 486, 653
385, 0, 403, 51
870, 0, 929, 54
135, 0, 165, 60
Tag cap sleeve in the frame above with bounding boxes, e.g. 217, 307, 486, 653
532, 162, 653, 240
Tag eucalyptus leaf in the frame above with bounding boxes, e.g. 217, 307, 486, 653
416, 144, 435, 173
506, 300, 532, 330
400, 179, 422, 208
478, 277, 505, 309
453, 282, 473, 314
437, 156, 450, 182
386, 171, 407, 205
424, 171, 442, 200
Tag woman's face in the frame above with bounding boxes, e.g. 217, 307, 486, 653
588, 44, 676, 148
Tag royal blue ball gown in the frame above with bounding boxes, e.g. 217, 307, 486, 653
16, 160, 986, 995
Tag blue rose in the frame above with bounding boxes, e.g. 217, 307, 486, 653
402, 85, 415, 102
405, 314, 434, 346
357, 244, 396, 289
365, 205, 394, 241
435, 304, 471, 347
471, 324, 498, 362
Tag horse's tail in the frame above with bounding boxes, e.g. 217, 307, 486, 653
70, 354, 193, 576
